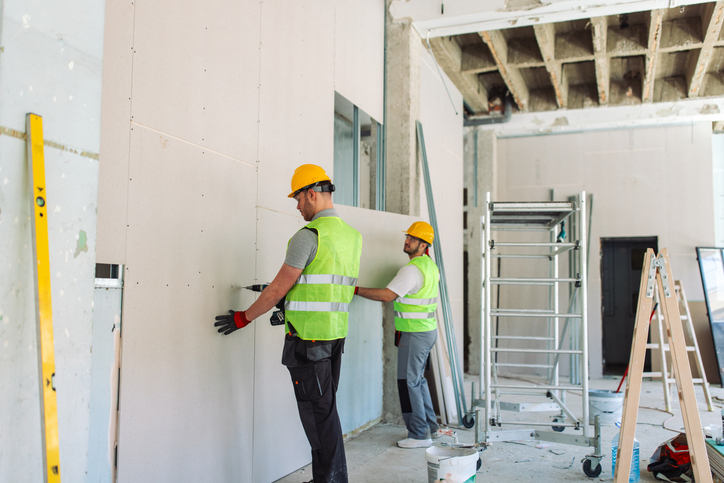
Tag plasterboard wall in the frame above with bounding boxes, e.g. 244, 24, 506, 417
496, 123, 715, 378
419, 46, 465, 364
96, 0, 464, 481
0, 0, 104, 480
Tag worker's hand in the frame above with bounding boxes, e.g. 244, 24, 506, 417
214, 310, 251, 335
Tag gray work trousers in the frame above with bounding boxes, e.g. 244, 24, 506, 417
397, 329, 439, 440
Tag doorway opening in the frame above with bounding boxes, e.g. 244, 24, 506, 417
601, 237, 658, 375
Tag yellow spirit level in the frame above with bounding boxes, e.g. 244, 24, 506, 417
26, 113, 61, 483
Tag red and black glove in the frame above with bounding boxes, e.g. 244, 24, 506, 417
214, 310, 251, 335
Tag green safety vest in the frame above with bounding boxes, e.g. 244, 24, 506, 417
393, 255, 440, 332
285, 216, 362, 340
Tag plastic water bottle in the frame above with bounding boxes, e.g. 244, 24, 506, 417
612, 422, 640, 483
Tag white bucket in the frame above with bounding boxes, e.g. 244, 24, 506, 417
589, 389, 624, 425
425, 446, 479, 483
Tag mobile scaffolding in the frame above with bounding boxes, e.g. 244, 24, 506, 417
473, 191, 603, 477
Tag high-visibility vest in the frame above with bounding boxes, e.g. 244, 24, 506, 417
285, 216, 362, 340
393, 255, 439, 332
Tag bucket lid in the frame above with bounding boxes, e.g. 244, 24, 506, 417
425, 446, 479, 464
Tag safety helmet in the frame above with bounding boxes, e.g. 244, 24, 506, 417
404, 221, 434, 245
288, 164, 332, 198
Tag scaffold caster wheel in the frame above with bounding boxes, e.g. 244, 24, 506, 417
582, 459, 602, 478
462, 415, 475, 428
552, 418, 565, 432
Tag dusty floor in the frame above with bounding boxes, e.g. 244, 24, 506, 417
276, 375, 724, 482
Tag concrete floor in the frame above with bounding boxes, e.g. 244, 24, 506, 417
276, 375, 724, 482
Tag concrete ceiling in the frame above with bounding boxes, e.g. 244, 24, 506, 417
392, 0, 724, 134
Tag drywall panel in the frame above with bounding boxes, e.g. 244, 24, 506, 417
97, 0, 135, 264
87, 284, 122, 482
334, 0, 385, 123
713, 134, 724, 247
257, 0, 335, 215
129, 0, 260, 162
117, 126, 258, 482
252, 205, 411, 480
497, 123, 716, 377
419, 47, 466, 363
252, 208, 310, 483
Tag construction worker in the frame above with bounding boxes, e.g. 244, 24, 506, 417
354, 221, 440, 448
214, 164, 362, 483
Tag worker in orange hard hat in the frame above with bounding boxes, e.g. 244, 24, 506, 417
354, 221, 441, 449
214, 163, 361, 483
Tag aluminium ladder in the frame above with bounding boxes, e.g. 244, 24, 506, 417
474, 191, 603, 477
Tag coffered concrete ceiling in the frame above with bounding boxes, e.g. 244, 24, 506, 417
392, 0, 724, 134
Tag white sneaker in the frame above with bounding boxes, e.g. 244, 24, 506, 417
431, 430, 443, 439
397, 437, 433, 448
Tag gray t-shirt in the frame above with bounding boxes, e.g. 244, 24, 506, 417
284, 208, 339, 269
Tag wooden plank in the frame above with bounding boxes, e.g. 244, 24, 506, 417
657, 250, 713, 483
428, 37, 489, 113
480, 30, 530, 111
614, 248, 655, 483
643, 9, 665, 103
534, 23, 566, 108
688, 1, 724, 97
591, 17, 609, 106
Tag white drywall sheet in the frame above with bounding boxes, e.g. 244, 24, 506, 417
116, 126, 258, 482
334, 0, 385, 123
419, 46, 466, 364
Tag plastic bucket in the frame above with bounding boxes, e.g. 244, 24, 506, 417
589, 389, 624, 425
425, 446, 479, 483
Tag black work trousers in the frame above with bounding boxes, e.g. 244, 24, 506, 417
283, 334, 347, 483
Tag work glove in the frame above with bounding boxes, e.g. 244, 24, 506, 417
214, 310, 251, 335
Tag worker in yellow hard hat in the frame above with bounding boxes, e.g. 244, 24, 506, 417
354, 221, 440, 449
214, 164, 362, 483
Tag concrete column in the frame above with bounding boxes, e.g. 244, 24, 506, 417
384, 4, 420, 217
381, 2, 421, 425
463, 127, 496, 375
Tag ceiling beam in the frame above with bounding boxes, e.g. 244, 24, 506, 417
643, 9, 665, 103
392, 0, 710, 39
534, 23, 566, 109
687, 1, 724, 97
480, 30, 530, 111
478, 96, 724, 137
591, 17, 609, 106
427, 36, 489, 113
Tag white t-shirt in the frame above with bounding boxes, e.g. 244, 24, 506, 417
386, 261, 424, 298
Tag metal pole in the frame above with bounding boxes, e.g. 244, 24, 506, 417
416, 121, 468, 425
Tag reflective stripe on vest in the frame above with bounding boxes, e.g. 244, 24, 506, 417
284, 216, 362, 340
394, 296, 438, 305
393, 255, 439, 333
297, 274, 358, 286
394, 311, 436, 319
286, 301, 351, 312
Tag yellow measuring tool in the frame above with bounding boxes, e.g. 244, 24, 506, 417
26, 113, 62, 482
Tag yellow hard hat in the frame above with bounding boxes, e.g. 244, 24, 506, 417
404, 221, 434, 245
288, 164, 332, 198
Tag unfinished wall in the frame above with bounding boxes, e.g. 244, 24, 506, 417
0, 0, 104, 480
495, 123, 716, 378
97, 0, 472, 481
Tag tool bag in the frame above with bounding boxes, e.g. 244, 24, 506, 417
647, 433, 694, 482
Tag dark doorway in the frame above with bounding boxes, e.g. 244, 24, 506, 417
601, 237, 658, 375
